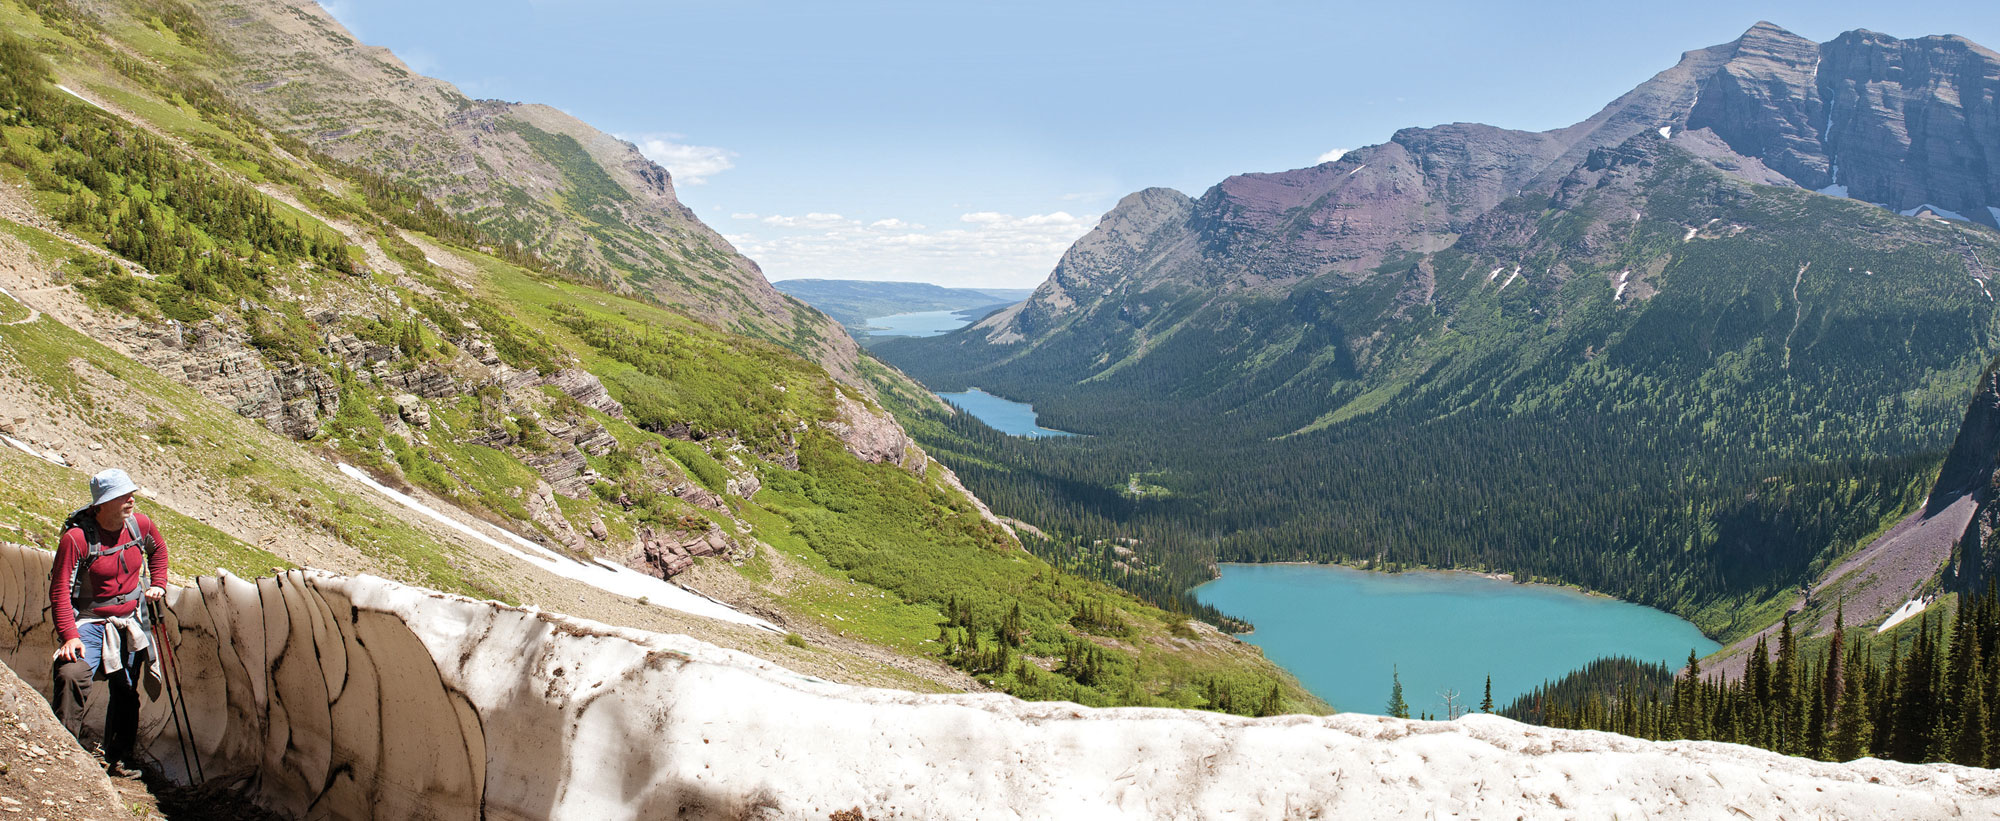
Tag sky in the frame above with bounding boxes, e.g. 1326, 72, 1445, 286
319, 1, 1999, 289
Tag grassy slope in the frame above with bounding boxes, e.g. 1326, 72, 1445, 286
0, 0, 1320, 715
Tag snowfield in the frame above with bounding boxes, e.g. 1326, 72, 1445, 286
2, 542, 1997, 819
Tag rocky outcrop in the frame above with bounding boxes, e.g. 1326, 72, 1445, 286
2, 542, 1997, 819
625, 524, 735, 578
541, 368, 626, 418
122, 319, 338, 439
520, 480, 586, 553
819, 392, 926, 474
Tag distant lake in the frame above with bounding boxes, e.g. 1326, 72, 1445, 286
1194, 563, 1716, 716
866, 309, 978, 337
936, 388, 1076, 438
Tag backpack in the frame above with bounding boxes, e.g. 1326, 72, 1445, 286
58, 508, 156, 618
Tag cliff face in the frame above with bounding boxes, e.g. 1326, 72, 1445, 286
3, 541, 1996, 820
1685, 23, 2000, 219
1936, 361, 2000, 592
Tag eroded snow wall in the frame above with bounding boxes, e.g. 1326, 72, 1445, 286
3, 542, 1999, 820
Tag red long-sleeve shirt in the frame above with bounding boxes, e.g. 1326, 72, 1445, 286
50, 512, 169, 642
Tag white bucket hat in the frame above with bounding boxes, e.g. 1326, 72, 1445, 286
89, 468, 139, 508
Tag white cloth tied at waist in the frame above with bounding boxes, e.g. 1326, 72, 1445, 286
80, 613, 163, 696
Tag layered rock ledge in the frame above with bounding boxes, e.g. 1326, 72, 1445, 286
0, 542, 1994, 819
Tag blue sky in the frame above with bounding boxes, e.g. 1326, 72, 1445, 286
320, 1, 1999, 288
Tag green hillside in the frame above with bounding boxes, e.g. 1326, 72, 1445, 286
0, 0, 1317, 716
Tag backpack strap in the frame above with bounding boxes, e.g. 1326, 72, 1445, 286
66, 512, 150, 617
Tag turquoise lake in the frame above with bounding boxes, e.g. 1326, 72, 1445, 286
936, 388, 1076, 438
1193, 563, 1717, 716
866, 309, 978, 337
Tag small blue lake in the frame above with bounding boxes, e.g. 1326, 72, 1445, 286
866, 309, 979, 337
936, 388, 1076, 438
1194, 563, 1716, 716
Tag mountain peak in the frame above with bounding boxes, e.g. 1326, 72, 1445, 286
1740, 20, 1806, 41
1726, 21, 1817, 58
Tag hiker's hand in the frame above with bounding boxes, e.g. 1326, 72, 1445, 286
55, 638, 83, 662
144, 585, 164, 602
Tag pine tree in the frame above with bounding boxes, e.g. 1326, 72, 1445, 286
1774, 615, 1800, 755
1805, 656, 1829, 759
1480, 675, 1494, 714
1951, 651, 1987, 766
1748, 634, 1773, 746
1824, 605, 1846, 730
1829, 639, 1873, 762
1387, 666, 1410, 719
1674, 649, 1703, 739
1874, 641, 1901, 760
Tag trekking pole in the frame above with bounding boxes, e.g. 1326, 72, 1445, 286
147, 600, 205, 785
144, 600, 196, 783
157, 602, 205, 786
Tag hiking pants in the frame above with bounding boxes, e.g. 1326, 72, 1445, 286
49, 621, 143, 764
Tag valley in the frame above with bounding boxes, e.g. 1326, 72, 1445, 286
1, 0, 1999, 815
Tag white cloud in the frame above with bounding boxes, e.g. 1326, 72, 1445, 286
760, 212, 852, 228
623, 133, 737, 185
728, 209, 1100, 288
1317, 148, 1350, 164
730, 212, 760, 220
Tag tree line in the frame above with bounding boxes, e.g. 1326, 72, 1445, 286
1507, 587, 2000, 766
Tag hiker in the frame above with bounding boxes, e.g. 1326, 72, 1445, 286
48, 467, 169, 779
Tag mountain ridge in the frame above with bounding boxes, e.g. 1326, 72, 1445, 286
170, 0, 863, 377
877, 21, 2000, 642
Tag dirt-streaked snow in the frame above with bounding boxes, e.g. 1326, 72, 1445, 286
1, 543, 1997, 818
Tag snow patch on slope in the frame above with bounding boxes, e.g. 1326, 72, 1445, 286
1879, 597, 1932, 633
54, 85, 106, 112
1901, 204, 1970, 222
336, 462, 777, 631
